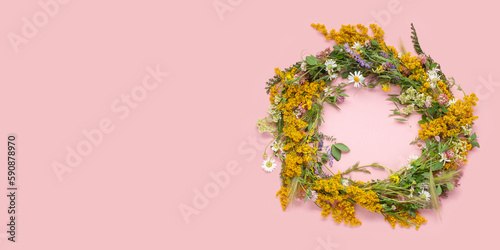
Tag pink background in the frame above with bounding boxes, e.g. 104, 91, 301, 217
1, 0, 499, 249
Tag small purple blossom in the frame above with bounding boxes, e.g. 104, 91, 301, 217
380, 52, 389, 58
382, 62, 396, 70
337, 95, 345, 103
344, 43, 371, 69
326, 147, 334, 167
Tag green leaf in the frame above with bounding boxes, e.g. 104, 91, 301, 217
431, 161, 444, 171
306, 56, 318, 66
330, 145, 341, 161
436, 185, 442, 196
430, 62, 438, 70
471, 132, 477, 140
395, 118, 407, 121
471, 141, 480, 148
413, 157, 422, 167
321, 153, 329, 163
407, 210, 416, 218
339, 93, 349, 97
446, 182, 454, 191
277, 118, 284, 136
333, 143, 350, 152
439, 144, 450, 153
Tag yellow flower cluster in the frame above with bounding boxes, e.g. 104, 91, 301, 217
270, 68, 326, 210
384, 212, 427, 230
313, 172, 382, 226
274, 75, 324, 179
276, 179, 290, 211
437, 81, 452, 99
399, 52, 426, 81
310, 23, 329, 39
311, 23, 384, 47
418, 94, 478, 140
389, 174, 400, 184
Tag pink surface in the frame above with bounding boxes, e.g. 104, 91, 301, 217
1, 0, 499, 249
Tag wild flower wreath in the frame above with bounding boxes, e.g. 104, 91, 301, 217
256, 23, 479, 229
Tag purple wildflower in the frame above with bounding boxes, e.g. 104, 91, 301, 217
343, 43, 371, 69
314, 163, 319, 175
382, 62, 396, 70
326, 147, 334, 167
337, 95, 345, 103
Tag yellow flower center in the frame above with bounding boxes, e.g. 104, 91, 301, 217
354, 76, 360, 82
266, 161, 273, 168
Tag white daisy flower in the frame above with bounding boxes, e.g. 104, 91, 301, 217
309, 190, 318, 202
447, 98, 456, 106
408, 155, 419, 163
420, 190, 431, 201
328, 73, 338, 81
271, 141, 283, 152
406, 155, 418, 170
351, 42, 362, 50
405, 163, 413, 170
427, 68, 440, 83
294, 110, 302, 119
262, 158, 277, 172
439, 152, 451, 163
348, 71, 364, 88
341, 179, 349, 187
325, 59, 337, 73
324, 86, 333, 95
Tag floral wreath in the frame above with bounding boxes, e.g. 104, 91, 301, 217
256, 23, 479, 230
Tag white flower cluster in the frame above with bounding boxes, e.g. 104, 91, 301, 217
405, 155, 419, 170
399, 87, 431, 108
267, 96, 282, 122
401, 104, 415, 115
324, 59, 338, 80
256, 117, 276, 134
461, 125, 472, 136
450, 138, 468, 161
